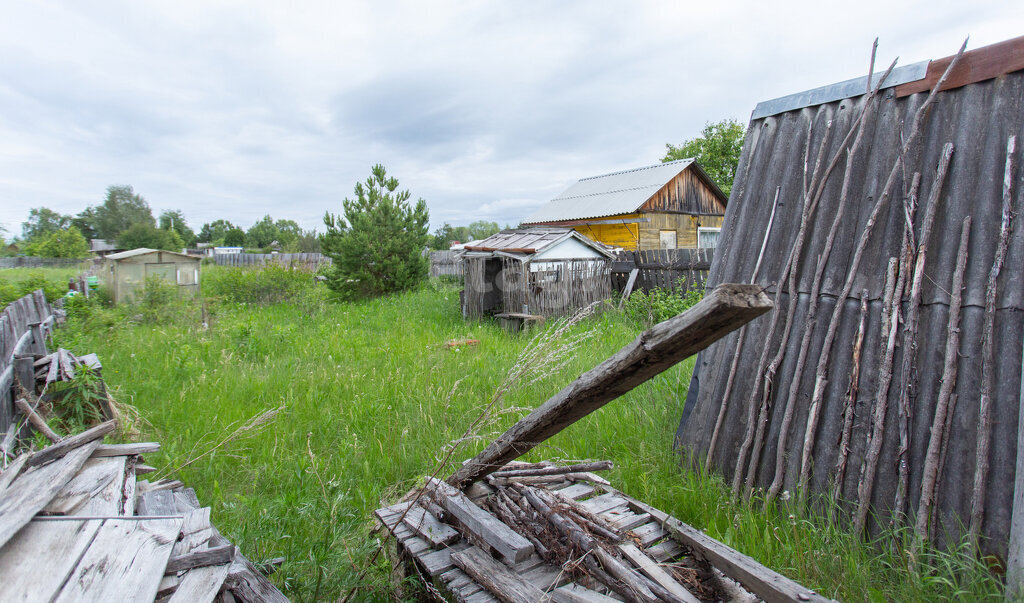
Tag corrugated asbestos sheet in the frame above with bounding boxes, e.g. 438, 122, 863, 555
466, 227, 574, 252
523, 159, 696, 223
676, 65, 1024, 555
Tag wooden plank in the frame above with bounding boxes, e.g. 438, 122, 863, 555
427, 477, 534, 563
578, 492, 628, 515
549, 583, 620, 602
0, 452, 29, 493
168, 562, 231, 603
619, 543, 700, 603
92, 442, 160, 457
138, 488, 178, 516
607, 510, 651, 532
24, 420, 115, 468
172, 506, 213, 556
0, 439, 100, 550
43, 456, 126, 516
55, 517, 183, 602
895, 35, 1024, 97
450, 546, 548, 603
402, 503, 460, 546
420, 542, 473, 576
121, 461, 137, 516
646, 539, 684, 563
0, 518, 103, 602
553, 483, 595, 500
631, 521, 669, 547
449, 284, 772, 487
222, 551, 289, 603
166, 544, 235, 573
520, 562, 572, 591
620, 491, 833, 602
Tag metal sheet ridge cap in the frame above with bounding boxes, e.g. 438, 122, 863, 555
750, 60, 929, 120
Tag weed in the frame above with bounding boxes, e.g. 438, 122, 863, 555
623, 285, 705, 327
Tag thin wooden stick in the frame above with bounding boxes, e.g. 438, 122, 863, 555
832, 289, 870, 502
969, 134, 1017, 547
766, 60, 888, 501
705, 186, 782, 474
893, 144, 955, 523
792, 40, 969, 533
13, 398, 61, 443
915, 215, 971, 542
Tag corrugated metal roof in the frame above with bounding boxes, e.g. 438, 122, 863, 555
465, 227, 613, 258
105, 248, 197, 261
675, 46, 1024, 558
523, 159, 695, 223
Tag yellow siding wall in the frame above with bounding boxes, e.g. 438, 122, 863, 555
639, 214, 724, 250
567, 212, 724, 251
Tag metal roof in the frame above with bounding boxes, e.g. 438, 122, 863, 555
522, 159, 696, 224
104, 248, 197, 261
464, 228, 613, 258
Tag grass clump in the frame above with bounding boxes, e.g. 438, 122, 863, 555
623, 285, 704, 327
0, 268, 78, 308
204, 264, 326, 308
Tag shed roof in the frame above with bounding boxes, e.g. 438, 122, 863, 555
464, 228, 613, 258
104, 248, 198, 261
523, 159, 723, 224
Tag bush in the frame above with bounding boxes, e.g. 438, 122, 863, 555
16, 270, 68, 302
204, 265, 324, 306
623, 285, 704, 328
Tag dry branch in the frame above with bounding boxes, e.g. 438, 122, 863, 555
915, 216, 971, 542
969, 135, 1017, 546
832, 289, 869, 501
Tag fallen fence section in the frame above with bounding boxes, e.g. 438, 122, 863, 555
0, 290, 57, 434
376, 462, 831, 602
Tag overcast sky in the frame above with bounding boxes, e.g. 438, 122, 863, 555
1, 1, 1020, 238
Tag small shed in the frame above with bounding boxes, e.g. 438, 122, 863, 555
100, 248, 201, 304
461, 228, 613, 318
522, 159, 728, 250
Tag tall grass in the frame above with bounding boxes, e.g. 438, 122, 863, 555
52, 266, 1003, 601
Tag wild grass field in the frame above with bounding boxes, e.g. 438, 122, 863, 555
3, 266, 1004, 601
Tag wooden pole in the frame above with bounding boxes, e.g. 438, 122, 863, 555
969, 135, 1017, 547
447, 283, 772, 488
915, 216, 970, 542
832, 289, 869, 502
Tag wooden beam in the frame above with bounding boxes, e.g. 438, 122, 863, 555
450, 546, 548, 603
448, 283, 772, 488
24, 420, 116, 468
895, 35, 1024, 97
426, 477, 535, 563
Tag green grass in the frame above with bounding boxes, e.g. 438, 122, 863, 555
51, 267, 1003, 601
0, 266, 86, 308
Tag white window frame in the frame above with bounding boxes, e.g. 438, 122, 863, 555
697, 227, 722, 249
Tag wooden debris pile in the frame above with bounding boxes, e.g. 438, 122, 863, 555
0, 419, 288, 602
376, 462, 828, 602
376, 284, 829, 601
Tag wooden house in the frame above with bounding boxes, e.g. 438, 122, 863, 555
461, 228, 613, 318
522, 159, 728, 251
99, 248, 201, 304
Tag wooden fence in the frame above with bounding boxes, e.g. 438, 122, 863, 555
213, 253, 329, 269
0, 257, 91, 269
429, 250, 463, 278
611, 248, 713, 294
0, 290, 56, 437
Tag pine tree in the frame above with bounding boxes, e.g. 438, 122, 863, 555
320, 165, 430, 299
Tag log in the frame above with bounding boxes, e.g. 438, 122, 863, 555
450, 546, 548, 603
490, 461, 613, 478
449, 283, 772, 488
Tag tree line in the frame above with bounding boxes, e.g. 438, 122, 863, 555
6, 185, 321, 258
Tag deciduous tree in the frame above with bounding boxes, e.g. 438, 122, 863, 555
22, 207, 72, 241
25, 226, 90, 258
117, 223, 184, 251
159, 210, 197, 246
94, 185, 155, 240
321, 164, 429, 299
663, 118, 746, 197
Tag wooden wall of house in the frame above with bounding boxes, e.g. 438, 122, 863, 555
642, 168, 727, 215
639, 214, 724, 250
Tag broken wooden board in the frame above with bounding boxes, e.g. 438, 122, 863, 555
0, 439, 100, 550
53, 517, 183, 602
0, 519, 103, 602
427, 477, 534, 563
451, 546, 547, 603
43, 456, 126, 516
449, 283, 773, 487
402, 503, 460, 546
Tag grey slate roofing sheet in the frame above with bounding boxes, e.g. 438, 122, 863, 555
104, 248, 196, 261
523, 159, 695, 224
466, 228, 573, 252
676, 65, 1024, 557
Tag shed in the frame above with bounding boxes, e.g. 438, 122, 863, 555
674, 35, 1024, 560
100, 248, 201, 304
522, 159, 728, 250
461, 228, 613, 318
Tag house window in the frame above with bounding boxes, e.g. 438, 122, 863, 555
698, 227, 721, 249
659, 230, 677, 250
